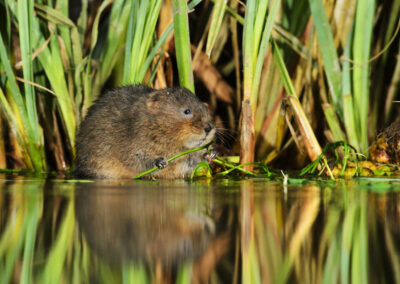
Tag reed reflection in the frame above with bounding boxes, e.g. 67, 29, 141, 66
0, 178, 399, 283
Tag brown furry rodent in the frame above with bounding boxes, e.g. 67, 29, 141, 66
75, 85, 216, 179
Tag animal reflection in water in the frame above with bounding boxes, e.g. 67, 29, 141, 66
75, 185, 216, 266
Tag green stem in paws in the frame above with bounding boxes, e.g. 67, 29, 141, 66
133, 140, 215, 179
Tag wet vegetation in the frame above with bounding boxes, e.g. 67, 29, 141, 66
0, 0, 399, 175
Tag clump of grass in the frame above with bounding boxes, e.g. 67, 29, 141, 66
299, 141, 360, 179
1, 0, 399, 175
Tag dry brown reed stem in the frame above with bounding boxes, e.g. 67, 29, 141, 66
167, 41, 234, 103
239, 100, 255, 171
191, 46, 233, 104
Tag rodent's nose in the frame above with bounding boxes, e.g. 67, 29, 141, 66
204, 123, 213, 134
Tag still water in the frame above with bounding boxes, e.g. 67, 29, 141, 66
0, 174, 399, 283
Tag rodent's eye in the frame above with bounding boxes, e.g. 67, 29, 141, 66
184, 109, 191, 115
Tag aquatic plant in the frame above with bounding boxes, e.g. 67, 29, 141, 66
0, 0, 399, 173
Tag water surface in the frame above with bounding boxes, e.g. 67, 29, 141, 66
0, 175, 399, 283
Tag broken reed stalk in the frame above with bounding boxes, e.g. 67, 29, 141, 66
240, 99, 255, 171
271, 39, 322, 162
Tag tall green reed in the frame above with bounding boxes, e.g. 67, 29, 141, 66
0, 0, 181, 171
240, 0, 281, 168
0, 2, 45, 170
122, 0, 162, 85
308, 0, 376, 154
352, 0, 375, 153
172, 0, 195, 92
0, 0, 398, 171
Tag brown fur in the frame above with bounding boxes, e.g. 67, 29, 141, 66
75, 85, 215, 179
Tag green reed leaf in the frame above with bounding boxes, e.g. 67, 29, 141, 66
173, 0, 195, 92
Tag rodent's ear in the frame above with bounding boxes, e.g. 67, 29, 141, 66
146, 92, 163, 110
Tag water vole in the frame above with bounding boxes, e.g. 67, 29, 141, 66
75, 85, 216, 179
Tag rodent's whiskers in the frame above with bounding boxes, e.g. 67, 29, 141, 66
216, 127, 237, 138
215, 127, 237, 147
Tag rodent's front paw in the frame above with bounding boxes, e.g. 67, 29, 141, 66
154, 157, 168, 169
203, 149, 218, 162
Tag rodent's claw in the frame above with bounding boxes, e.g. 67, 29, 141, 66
154, 157, 168, 169
204, 149, 218, 163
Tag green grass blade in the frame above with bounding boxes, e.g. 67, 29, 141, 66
0, 87, 34, 169
17, 0, 40, 146
76, 0, 88, 44
2, 0, 12, 45
252, 0, 268, 66
343, 94, 358, 149
122, 1, 136, 84
0, 5, 44, 170
100, 0, 130, 85
34, 3, 75, 27
83, 0, 114, 109
54, 0, 72, 59
89, 0, 113, 52
251, 0, 281, 106
136, 0, 202, 84
206, 0, 228, 57
34, 3, 83, 68
271, 39, 296, 96
308, 0, 343, 118
31, 16, 76, 152
138, 26, 172, 83
128, 0, 148, 83
137, 0, 162, 71
173, 0, 195, 92
123, 0, 163, 84
322, 104, 345, 141
0, 34, 23, 109
341, 23, 359, 150
352, 0, 375, 154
